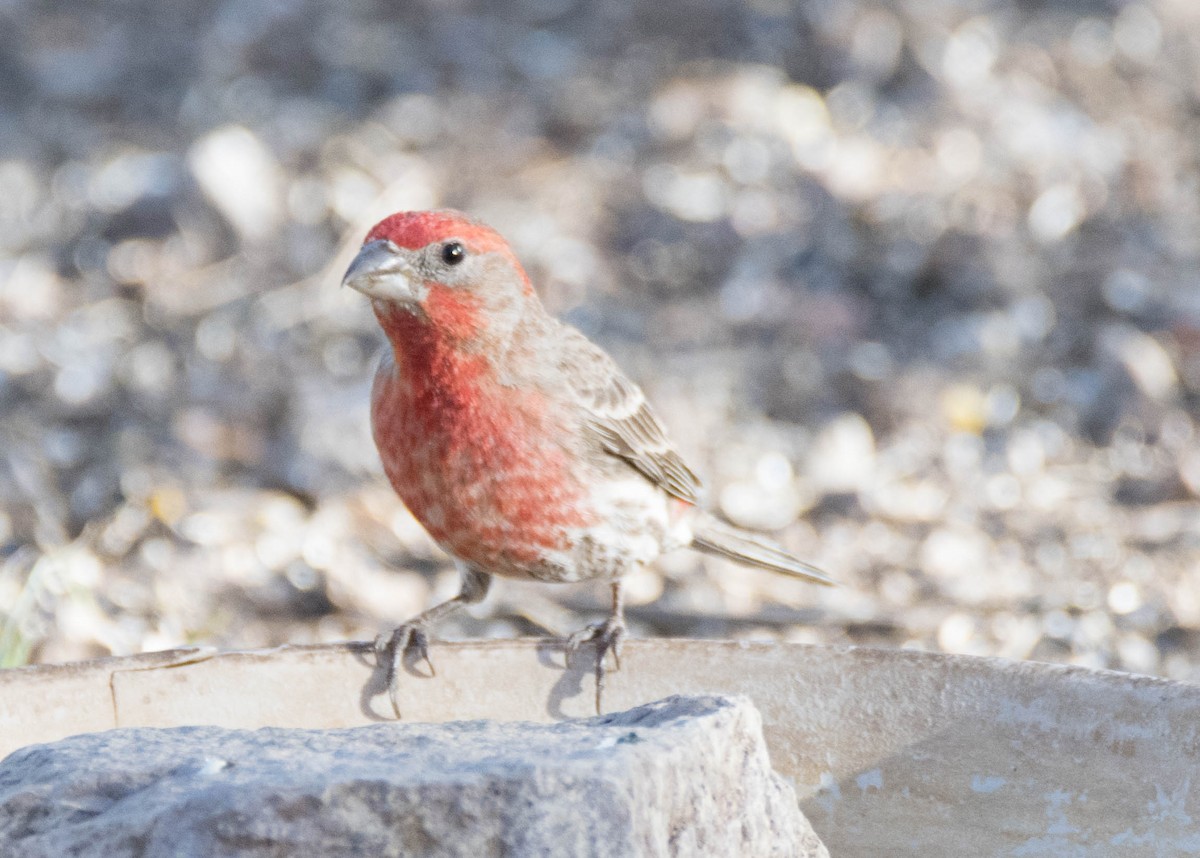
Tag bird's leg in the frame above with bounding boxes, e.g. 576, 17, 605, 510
566, 579, 627, 713
375, 563, 491, 718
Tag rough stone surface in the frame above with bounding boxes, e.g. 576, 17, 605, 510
0, 694, 826, 858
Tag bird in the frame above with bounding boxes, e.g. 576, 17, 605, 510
342, 209, 832, 714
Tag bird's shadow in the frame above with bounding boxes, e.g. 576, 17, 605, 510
354, 637, 599, 722
352, 643, 390, 722
539, 639, 595, 720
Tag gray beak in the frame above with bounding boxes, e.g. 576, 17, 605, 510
342, 239, 418, 301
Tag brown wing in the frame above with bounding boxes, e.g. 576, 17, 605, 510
556, 325, 704, 505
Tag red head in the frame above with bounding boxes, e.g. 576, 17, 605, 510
343, 209, 539, 348
365, 210, 516, 259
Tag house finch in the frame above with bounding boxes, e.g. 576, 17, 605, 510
343, 209, 832, 714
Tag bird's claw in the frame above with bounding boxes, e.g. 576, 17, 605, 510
374, 623, 434, 718
565, 617, 627, 713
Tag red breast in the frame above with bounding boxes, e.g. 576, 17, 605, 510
371, 307, 593, 575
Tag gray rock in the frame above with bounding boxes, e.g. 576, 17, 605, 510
0, 695, 827, 858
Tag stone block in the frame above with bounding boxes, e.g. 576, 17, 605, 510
0, 694, 827, 858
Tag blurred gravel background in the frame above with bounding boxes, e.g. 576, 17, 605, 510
2, 0, 1200, 680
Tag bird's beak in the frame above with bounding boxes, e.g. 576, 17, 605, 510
342, 239, 419, 303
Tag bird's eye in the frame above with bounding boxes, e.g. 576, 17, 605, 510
441, 242, 466, 266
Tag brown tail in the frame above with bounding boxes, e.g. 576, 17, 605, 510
690, 515, 834, 586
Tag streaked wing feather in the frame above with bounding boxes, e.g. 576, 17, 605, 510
557, 326, 704, 505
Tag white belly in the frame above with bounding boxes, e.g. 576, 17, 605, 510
548, 477, 693, 583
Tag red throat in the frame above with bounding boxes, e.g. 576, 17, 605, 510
376, 284, 484, 349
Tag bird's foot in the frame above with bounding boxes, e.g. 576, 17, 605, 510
565, 616, 627, 714
374, 622, 434, 718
